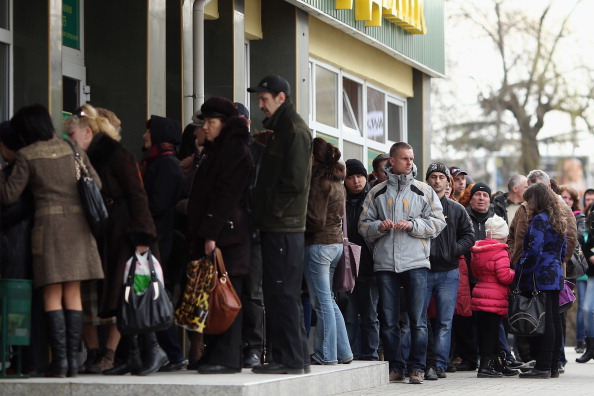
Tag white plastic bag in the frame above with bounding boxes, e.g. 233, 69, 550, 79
122, 250, 165, 294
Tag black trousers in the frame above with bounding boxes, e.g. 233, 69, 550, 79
200, 274, 245, 370
534, 290, 561, 371
242, 237, 265, 357
260, 231, 309, 369
476, 311, 501, 363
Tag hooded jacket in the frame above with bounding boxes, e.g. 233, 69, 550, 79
359, 163, 446, 273
251, 100, 312, 232
470, 239, 515, 315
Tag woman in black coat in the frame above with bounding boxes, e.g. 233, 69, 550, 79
187, 97, 254, 374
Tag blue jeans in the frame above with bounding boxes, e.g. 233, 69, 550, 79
577, 279, 587, 342
344, 280, 380, 360
583, 277, 594, 337
424, 269, 459, 371
376, 268, 428, 372
304, 244, 352, 364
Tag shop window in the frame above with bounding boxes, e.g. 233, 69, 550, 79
315, 65, 337, 128
387, 101, 403, 142
366, 87, 384, 143
342, 140, 363, 162
342, 77, 361, 134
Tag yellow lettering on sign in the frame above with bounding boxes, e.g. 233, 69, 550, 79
336, 0, 426, 34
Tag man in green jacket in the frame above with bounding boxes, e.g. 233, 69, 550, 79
247, 75, 312, 374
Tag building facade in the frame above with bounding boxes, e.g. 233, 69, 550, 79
1, 0, 444, 168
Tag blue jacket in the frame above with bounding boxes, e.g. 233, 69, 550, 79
516, 213, 566, 291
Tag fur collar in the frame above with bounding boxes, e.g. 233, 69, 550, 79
312, 162, 346, 182
86, 132, 122, 172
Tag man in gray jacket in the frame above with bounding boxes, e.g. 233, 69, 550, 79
359, 142, 446, 384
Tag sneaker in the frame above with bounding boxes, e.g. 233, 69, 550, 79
558, 363, 565, 374
389, 371, 405, 382
436, 367, 447, 378
424, 367, 438, 381
409, 370, 424, 384
519, 360, 536, 372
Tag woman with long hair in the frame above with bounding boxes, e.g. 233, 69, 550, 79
0, 104, 104, 377
517, 183, 567, 379
304, 137, 352, 365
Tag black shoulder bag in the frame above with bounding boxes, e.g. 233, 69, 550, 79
504, 266, 546, 337
66, 140, 108, 236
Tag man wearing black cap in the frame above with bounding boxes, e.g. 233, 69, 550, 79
449, 167, 468, 202
247, 75, 312, 374
342, 159, 380, 361
424, 163, 475, 379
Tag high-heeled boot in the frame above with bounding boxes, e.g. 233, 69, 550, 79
65, 310, 83, 377
103, 334, 142, 375
135, 332, 169, 376
44, 310, 68, 377
576, 337, 594, 363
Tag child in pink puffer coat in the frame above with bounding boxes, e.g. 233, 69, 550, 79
471, 215, 515, 378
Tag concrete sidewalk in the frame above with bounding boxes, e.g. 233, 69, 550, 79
336, 348, 594, 396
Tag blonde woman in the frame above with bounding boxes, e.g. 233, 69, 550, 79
65, 104, 163, 375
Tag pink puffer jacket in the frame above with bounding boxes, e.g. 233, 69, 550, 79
470, 239, 515, 316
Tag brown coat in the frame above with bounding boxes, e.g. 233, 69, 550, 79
305, 163, 345, 246
507, 200, 577, 276
86, 133, 158, 318
0, 136, 103, 287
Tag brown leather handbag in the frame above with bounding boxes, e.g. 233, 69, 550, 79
204, 248, 242, 334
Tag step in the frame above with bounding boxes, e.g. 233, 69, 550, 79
0, 361, 388, 396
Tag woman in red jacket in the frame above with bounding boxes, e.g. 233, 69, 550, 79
471, 215, 515, 378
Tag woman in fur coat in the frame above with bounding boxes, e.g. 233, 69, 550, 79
304, 137, 352, 365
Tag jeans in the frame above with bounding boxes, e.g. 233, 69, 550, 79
577, 279, 587, 342
344, 280, 380, 360
304, 243, 352, 364
424, 269, 459, 371
376, 268, 428, 372
583, 277, 594, 337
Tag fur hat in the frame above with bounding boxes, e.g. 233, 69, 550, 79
198, 97, 238, 120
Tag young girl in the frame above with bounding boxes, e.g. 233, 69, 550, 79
471, 215, 516, 378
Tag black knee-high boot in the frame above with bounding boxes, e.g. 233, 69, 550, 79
576, 337, 594, 363
65, 310, 83, 377
136, 332, 169, 376
45, 310, 68, 377
103, 334, 142, 375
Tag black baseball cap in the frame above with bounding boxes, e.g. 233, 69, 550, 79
449, 166, 468, 179
247, 75, 291, 98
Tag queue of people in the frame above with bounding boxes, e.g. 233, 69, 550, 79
0, 74, 589, 384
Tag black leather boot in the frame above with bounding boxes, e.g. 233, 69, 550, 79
44, 310, 68, 378
135, 332, 169, 376
477, 357, 503, 378
65, 310, 83, 377
103, 334, 142, 375
576, 337, 594, 363
493, 351, 519, 376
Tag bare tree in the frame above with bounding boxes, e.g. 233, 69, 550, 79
434, 0, 594, 174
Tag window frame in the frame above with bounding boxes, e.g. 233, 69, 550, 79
309, 58, 407, 168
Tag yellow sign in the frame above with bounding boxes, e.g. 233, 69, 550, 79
336, 0, 426, 33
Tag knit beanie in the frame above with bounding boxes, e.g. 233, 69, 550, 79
425, 162, 449, 181
485, 215, 509, 240
470, 182, 492, 200
345, 159, 368, 178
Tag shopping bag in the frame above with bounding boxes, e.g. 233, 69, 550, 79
175, 256, 216, 333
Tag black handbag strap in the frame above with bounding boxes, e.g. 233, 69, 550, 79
512, 264, 540, 294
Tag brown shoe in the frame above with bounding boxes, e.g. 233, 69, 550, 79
389, 371, 405, 382
87, 349, 115, 374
